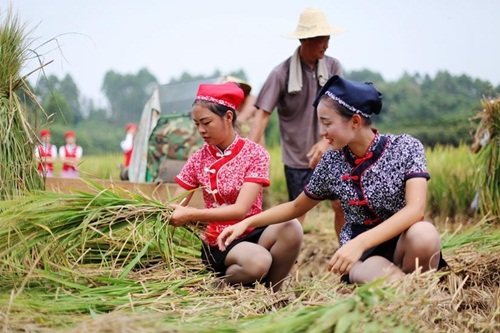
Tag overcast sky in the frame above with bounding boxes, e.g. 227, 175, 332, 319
4, 0, 500, 105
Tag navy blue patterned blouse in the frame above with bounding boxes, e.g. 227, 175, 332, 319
304, 130, 430, 246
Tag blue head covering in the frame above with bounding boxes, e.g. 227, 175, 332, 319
313, 75, 382, 117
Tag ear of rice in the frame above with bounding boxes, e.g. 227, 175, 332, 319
0, 180, 202, 280
0, 9, 44, 200
471, 98, 499, 218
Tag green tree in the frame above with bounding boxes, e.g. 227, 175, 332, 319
35, 73, 82, 125
168, 69, 248, 84
101, 68, 158, 126
42, 91, 76, 125
346, 69, 384, 84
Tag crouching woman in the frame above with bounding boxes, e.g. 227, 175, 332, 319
170, 81, 302, 292
218, 76, 447, 284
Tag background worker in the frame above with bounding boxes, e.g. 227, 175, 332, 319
119, 123, 137, 180
248, 7, 345, 235
59, 130, 83, 179
35, 129, 57, 178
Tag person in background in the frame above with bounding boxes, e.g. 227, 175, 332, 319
169, 82, 303, 292
218, 76, 447, 285
248, 7, 345, 235
221, 76, 265, 147
35, 129, 57, 178
120, 123, 137, 180
59, 130, 83, 179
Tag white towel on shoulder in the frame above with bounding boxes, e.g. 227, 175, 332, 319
288, 47, 329, 94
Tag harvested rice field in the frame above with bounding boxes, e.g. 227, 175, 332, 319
0, 188, 498, 332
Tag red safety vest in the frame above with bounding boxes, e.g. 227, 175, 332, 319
37, 144, 54, 173
62, 145, 78, 171
124, 148, 133, 167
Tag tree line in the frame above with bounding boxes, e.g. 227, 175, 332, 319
21, 68, 500, 154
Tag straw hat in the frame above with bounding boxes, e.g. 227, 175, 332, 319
284, 7, 344, 39
221, 75, 252, 97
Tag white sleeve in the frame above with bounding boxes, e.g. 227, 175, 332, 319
76, 146, 83, 158
120, 133, 134, 151
59, 146, 65, 158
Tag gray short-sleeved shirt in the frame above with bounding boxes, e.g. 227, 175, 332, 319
255, 55, 343, 168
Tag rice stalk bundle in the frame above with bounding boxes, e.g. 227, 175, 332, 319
441, 215, 500, 252
0, 181, 202, 281
0, 9, 44, 200
470, 98, 500, 218
0, 268, 207, 314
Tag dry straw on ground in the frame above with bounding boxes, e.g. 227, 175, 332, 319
0, 187, 498, 333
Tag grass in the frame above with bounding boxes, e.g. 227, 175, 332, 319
426, 144, 476, 219
49, 153, 123, 180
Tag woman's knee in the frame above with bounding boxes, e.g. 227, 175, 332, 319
399, 221, 442, 272
244, 251, 273, 279
403, 221, 441, 251
349, 257, 404, 284
280, 219, 304, 246
259, 220, 303, 251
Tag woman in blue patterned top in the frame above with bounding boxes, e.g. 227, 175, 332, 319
218, 75, 446, 284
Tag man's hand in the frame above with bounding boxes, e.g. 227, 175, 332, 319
307, 139, 330, 168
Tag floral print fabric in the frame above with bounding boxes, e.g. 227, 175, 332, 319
305, 131, 430, 246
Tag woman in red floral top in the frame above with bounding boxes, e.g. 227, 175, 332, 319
171, 82, 303, 292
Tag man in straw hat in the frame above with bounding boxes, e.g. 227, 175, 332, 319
248, 7, 345, 236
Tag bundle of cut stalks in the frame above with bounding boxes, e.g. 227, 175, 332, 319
0, 181, 203, 282
470, 98, 500, 218
0, 9, 44, 200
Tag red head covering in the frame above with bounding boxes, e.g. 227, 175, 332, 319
195, 82, 244, 110
125, 123, 137, 131
40, 129, 51, 137
65, 130, 75, 138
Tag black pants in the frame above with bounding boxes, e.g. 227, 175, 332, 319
341, 235, 448, 283
201, 227, 267, 277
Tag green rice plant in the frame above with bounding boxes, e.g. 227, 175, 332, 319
268, 145, 287, 205
0, 180, 202, 281
426, 144, 476, 219
0, 9, 44, 200
50, 153, 123, 180
440, 215, 500, 251
470, 98, 499, 218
